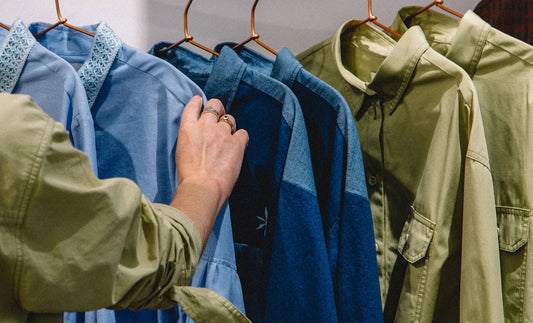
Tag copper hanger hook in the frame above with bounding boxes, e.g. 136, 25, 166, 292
55, 0, 67, 24
183, 0, 193, 41
158, 0, 219, 56
250, 0, 259, 39
367, 0, 376, 21
233, 0, 277, 55
35, 0, 95, 38
405, 0, 463, 21
354, 0, 401, 38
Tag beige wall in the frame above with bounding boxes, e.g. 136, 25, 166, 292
4, 0, 480, 54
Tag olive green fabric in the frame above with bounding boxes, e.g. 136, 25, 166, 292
297, 23, 503, 322
0, 93, 250, 323
389, 8, 533, 322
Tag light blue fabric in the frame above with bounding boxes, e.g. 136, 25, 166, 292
0, 19, 97, 175
28, 22, 244, 323
151, 44, 336, 323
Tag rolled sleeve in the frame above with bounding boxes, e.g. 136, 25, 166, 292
14, 105, 202, 313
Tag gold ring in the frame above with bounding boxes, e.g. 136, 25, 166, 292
202, 106, 220, 118
218, 115, 236, 134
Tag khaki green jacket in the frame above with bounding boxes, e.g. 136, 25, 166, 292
0, 94, 249, 323
297, 23, 503, 322
390, 9, 533, 322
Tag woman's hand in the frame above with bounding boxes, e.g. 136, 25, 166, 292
170, 96, 248, 248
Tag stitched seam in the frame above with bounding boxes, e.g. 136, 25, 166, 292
13, 117, 55, 306
466, 150, 491, 171
389, 43, 428, 114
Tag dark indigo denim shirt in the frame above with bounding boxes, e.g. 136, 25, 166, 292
151, 44, 336, 323
29, 22, 243, 323
219, 44, 383, 322
0, 20, 97, 175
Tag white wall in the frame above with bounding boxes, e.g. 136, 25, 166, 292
4, 0, 480, 55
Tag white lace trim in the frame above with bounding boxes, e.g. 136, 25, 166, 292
78, 22, 122, 107
0, 19, 36, 93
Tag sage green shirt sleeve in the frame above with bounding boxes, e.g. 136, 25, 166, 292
0, 94, 202, 318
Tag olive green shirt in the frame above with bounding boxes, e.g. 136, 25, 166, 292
0, 93, 250, 323
297, 23, 503, 322
390, 9, 533, 322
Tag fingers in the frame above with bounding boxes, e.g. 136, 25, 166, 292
217, 114, 237, 134
200, 98, 225, 123
181, 95, 203, 125
233, 129, 249, 149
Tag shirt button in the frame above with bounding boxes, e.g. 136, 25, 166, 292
368, 175, 378, 186
375, 243, 379, 252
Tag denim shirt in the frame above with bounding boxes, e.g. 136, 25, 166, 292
151, 44, 336, 322
0, 19, 97, 175
214, 44, 383, 322
29, 22, 242, 323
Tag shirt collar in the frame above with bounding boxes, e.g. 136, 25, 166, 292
271, 48, 302, 88
216, 43, 301, 89
203, 46, 246, 108
78, 22, 122, 107
331, 20, 429, 114
390, 8, 492, 77
446, 11, 491, 76
28, 21, 122, 108
0, 19, 36, 93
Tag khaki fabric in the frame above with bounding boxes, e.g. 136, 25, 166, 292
0, 94, 250, 323
390, 8, 533, 322
297, 23, 503, 322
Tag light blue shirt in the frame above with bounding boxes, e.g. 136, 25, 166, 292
29, 22, 244, 323
0, 19, 97, 175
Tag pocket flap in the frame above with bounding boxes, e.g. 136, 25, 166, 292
497, 206, 530, 253
398, 207, 435, 264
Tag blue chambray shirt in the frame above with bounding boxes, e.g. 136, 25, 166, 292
151, 44, 336, 323
217, 44, 383, 322
28, 22, 244, 323
0, 19, 97, 175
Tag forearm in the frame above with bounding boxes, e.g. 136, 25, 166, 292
169, 179, 226, 250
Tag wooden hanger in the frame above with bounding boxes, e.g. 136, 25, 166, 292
35, 0, 95, 38
354, 0, 402, 39
158, 0, 219, 56
405, 0, 463, 21
232, 0, 277, 55
0, 22, 9, 31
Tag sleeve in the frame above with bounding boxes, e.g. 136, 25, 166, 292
15, 113, 203, 312
459, 91, 504, 322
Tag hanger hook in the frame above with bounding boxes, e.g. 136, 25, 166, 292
250, 0, 259, 39
183, 0, 193, 41
55, 0, 67, 24
367, 0, 377, 21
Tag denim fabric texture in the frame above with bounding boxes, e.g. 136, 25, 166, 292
0, 20, 97, 175
28, 22, 243, 323
213, 43, 383, 322
151, 44, 335, 322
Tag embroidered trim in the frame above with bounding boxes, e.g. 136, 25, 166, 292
0, 20, 36, 93
78, 22, 122, 107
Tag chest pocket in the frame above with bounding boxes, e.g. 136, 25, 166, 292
497, 206, 530, 253
398, 207, 436, 264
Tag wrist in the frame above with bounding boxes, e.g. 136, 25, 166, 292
169, 178, 226, 249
